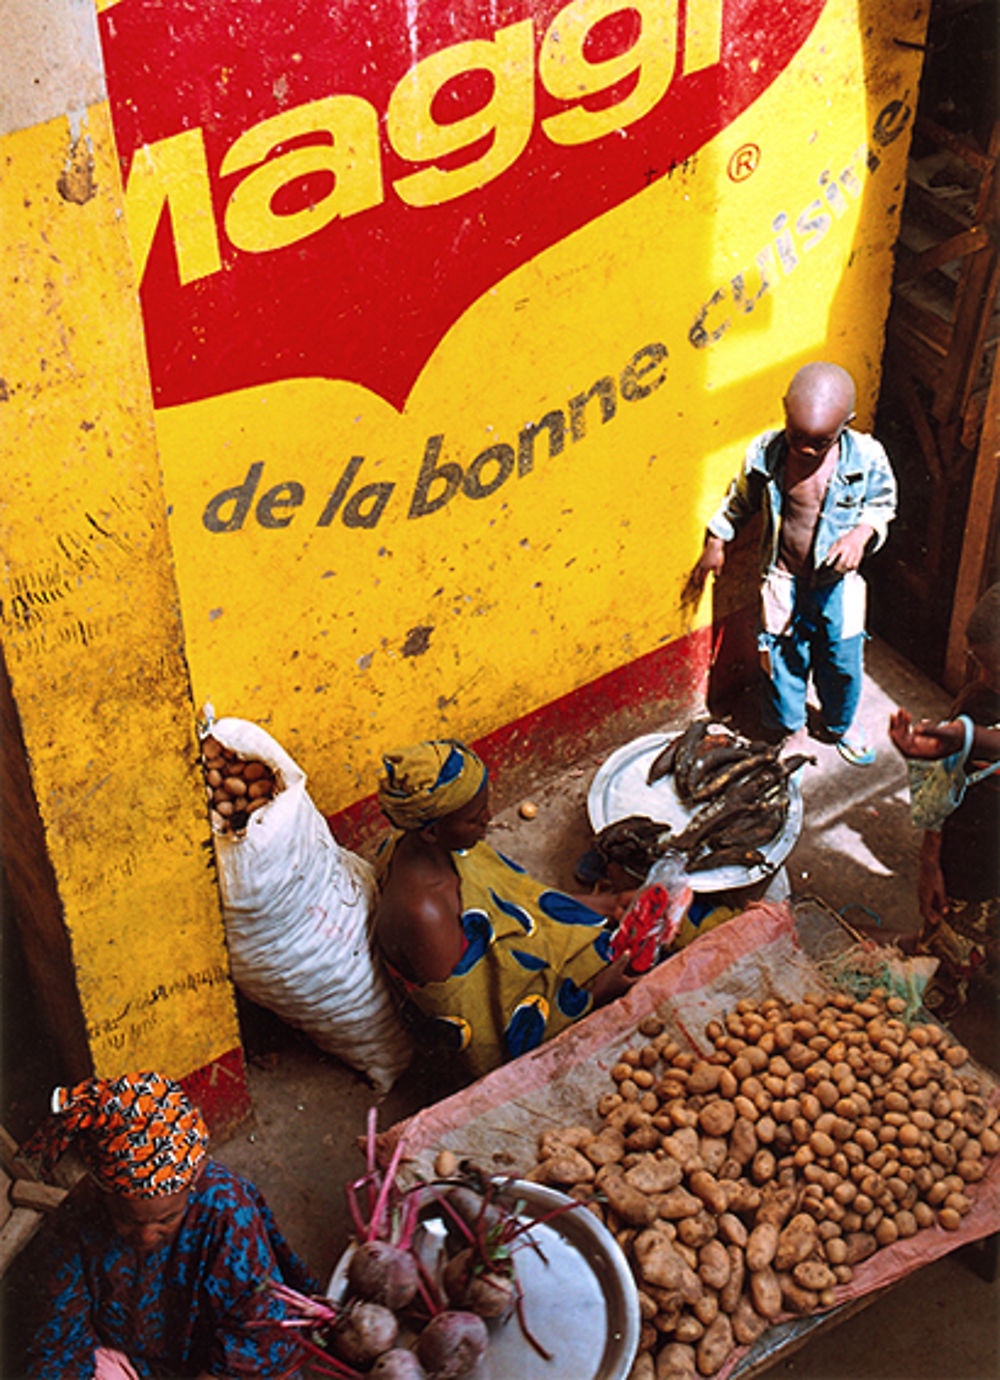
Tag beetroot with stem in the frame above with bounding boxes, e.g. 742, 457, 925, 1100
346, 1107, 421, 1248
332, 1301, 399, 1368
415, 1311, 488, 1380
347, 1239, 420, 1310
441, 1246, 516, 1319
428, 1175, 586, 1360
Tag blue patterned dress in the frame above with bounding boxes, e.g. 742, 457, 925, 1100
26, 1160, 318, 1378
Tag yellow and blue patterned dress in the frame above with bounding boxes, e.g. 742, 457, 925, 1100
379, 840, 614, 1077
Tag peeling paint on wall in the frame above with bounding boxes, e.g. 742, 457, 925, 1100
57, 125, 96, 204
401, 625, 434, 658
1, 0, 106, 137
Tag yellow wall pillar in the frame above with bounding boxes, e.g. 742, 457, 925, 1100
1, 1, 247, 1132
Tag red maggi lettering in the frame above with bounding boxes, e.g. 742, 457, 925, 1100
124, 0, 721, 285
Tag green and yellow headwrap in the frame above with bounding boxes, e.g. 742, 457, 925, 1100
378, 739, 487, 830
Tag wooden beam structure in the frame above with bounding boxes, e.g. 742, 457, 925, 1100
944, 342, 1000, 690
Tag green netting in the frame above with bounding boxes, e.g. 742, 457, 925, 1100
816, 941, 937, 1023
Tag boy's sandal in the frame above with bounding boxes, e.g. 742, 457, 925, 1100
836, 737, 876, 767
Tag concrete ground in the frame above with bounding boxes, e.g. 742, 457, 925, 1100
209, 634, 999, 1380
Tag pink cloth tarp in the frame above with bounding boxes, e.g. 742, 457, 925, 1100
377, 900, 1000, 1377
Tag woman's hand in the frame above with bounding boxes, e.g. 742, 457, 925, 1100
605, 890, 637, 926
573, 889, 636, 923
588, 953, 638, 1006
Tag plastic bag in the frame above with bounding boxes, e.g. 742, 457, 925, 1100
610, 853, 693, 973
906, 715, 1000, 831
203, 709, 413, 1093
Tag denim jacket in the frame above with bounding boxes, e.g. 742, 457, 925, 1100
707, 427, 897, 580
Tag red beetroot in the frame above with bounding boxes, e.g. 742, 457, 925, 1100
415, 1311, 488, 1379
369, 1349, 428, 1378
442, 1247, 516, 1319
347, 1239, 420, 1310
333, 1301, 399, 1368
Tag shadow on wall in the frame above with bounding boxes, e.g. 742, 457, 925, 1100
1, 866, 66, 1143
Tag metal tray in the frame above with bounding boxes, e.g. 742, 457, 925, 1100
329, 1180, 640, 1380
587, 731, 803, 892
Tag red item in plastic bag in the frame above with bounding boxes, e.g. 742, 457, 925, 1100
610, 884, 672, 974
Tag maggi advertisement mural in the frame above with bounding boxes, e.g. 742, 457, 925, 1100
98, 0, 927, 817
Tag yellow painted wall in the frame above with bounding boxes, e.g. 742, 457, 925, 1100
142, 0, 928, 813
0, 97, 242, 1080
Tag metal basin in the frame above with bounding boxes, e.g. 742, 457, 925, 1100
329, 1179, 641, 1380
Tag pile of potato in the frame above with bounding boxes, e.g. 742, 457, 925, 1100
201, 734, 278, 834
524, 988, 999, 1379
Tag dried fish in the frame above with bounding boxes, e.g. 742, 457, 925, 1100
594, 814, 673, 876
686, 744, 781, 802
686, 845, 766, 873
671, 716, 714, 797
598, 721, 814, 884
698, 802, 788, 851
683, 737, 748, 798
645, 734, 681, 786
775, 752, 816, 778
670, 787, 785, 855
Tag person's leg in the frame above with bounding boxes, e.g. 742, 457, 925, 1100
814, 630, 865, 738
757, 571, 808, 739
758, 627, 810, 737
812, 576, 869, 758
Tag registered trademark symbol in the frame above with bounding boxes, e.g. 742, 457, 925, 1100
728, 144, 761, 181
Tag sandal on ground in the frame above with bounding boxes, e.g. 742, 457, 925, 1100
836, 736, 876, 767
923, 979, 965, 1023
573, 847, 608, 887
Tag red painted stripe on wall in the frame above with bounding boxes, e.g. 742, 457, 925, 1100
182, 1046, 252, 1139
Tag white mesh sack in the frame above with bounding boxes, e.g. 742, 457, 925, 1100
203, 711, 413, 1094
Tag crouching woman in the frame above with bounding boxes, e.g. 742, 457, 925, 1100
20, 1070, 318, 1379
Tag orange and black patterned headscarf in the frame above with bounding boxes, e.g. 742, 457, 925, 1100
21, 1071, 209, 1198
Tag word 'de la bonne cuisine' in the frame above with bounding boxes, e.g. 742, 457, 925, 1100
125, 0, 725, 284
201, 342, 667, 534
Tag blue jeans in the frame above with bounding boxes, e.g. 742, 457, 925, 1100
758, 576, 865, 737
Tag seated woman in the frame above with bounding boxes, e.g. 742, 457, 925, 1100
373, 739, 638, 1077
20, 1070, 318, 1380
